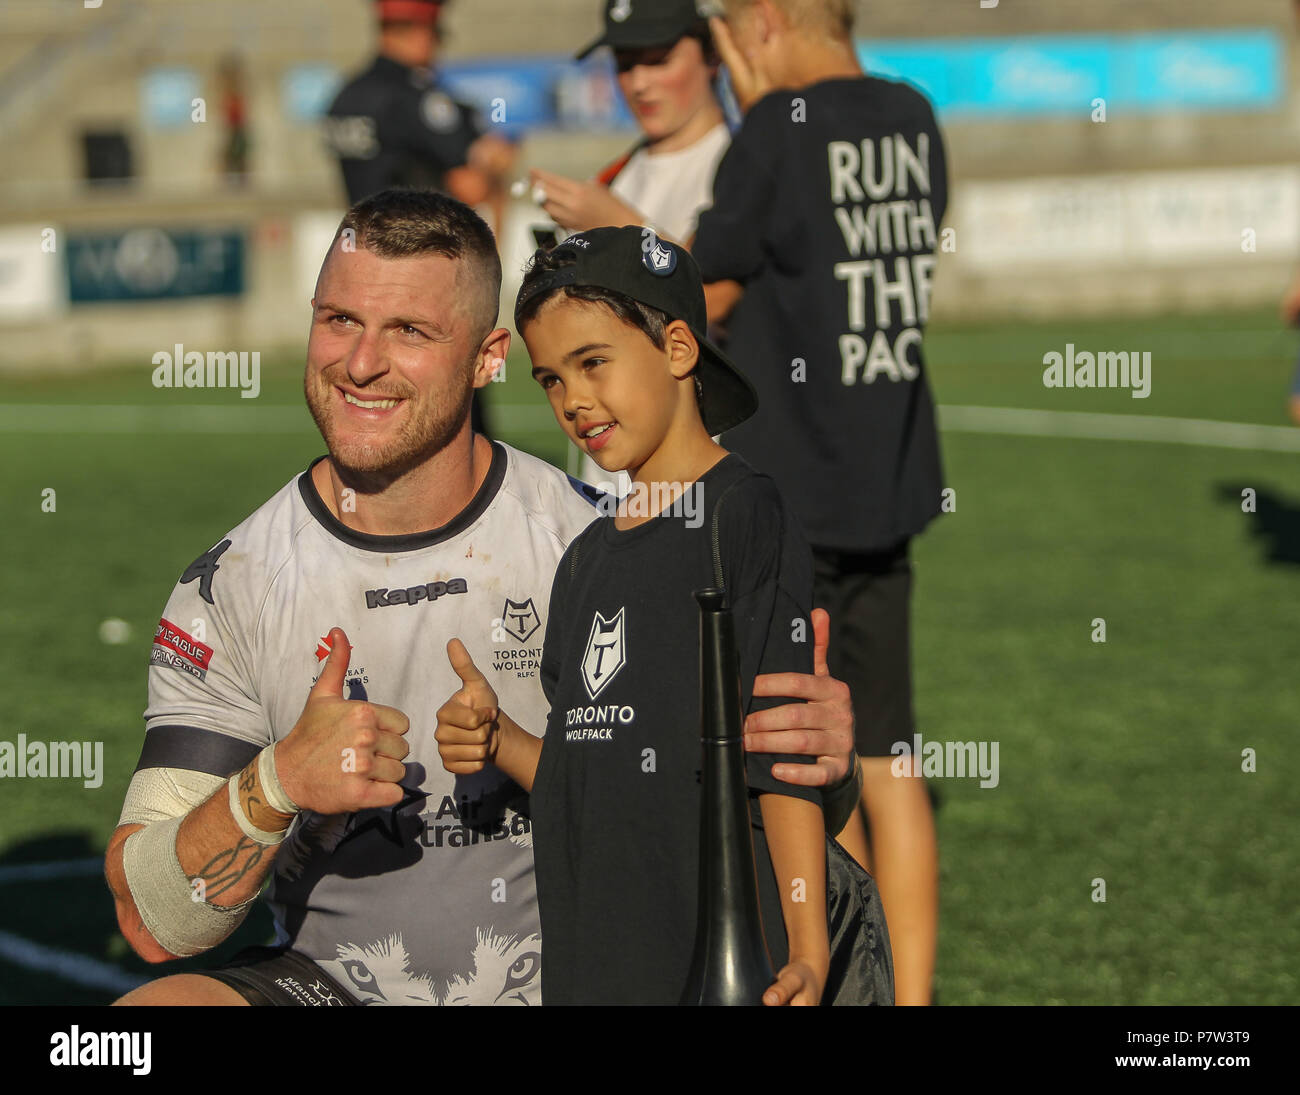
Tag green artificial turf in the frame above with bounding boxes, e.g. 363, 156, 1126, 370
0, 308, 1295, 1003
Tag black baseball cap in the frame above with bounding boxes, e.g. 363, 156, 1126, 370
515, 226, 758, 436
576, 0, 717, 61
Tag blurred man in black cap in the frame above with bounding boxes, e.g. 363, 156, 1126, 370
325, 0, 514, 434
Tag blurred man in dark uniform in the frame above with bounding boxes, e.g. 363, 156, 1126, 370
326, 0, 514, 435
325, 0, 513, 207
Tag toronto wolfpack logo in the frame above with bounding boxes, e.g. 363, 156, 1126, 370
581, 608, 626, 700
501, 598, 540, 643
644, 241, 676, 277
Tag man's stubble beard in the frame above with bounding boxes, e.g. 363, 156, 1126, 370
304, 359, 476, 482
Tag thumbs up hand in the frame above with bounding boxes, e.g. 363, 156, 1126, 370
275, 627, 412, 814
435, 639, 501, 775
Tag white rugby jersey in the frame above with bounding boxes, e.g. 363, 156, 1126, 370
137, 441, 600, 1005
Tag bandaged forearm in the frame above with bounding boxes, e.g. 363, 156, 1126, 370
121, 813, 257, 958
116, 766, 227, 828
116, 746, 298, 957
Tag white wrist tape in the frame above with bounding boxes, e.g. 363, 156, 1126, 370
258, 743, 299, 816
121, 815, 255, 958
226, 745, 299, 846
227, 776, 287, 846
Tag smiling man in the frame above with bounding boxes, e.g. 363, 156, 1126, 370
104, 189, 860, 1007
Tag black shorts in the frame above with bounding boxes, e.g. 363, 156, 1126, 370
203, 946, 358, 1006
812, 539, 915, 757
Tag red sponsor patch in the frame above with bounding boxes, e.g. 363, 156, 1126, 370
153, 618, 214, 672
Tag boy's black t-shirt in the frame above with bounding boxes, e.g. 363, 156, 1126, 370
692, 76, 948, 553
531, 454, 820, 1005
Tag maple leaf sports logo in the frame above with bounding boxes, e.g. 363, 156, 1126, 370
314, 634, 368, 700
581, 608, 626, 700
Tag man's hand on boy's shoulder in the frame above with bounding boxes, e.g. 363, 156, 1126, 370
743, 608, 854, 786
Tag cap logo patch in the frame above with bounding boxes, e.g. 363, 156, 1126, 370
644, 241, 676, 276
610, 0, 633, 23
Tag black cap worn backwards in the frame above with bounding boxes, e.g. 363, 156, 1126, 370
576, 0, 718, 61
515, 225, 758, 436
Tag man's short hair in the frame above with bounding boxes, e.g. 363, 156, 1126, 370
723, 0, 854, 43
332, 188, 502, 344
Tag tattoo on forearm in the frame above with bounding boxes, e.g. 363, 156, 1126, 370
197, 835, 268, 900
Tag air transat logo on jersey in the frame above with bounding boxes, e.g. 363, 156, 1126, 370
501, 598, 540, 643
581, 608, 626, 700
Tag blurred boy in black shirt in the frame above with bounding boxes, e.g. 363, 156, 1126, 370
693, 0, 947, 1004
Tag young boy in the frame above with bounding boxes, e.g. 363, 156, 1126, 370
435, 226, 829, 1005
692, 0, 947, 1004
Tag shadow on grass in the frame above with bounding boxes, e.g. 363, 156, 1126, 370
1216, 483, 1300, 566
0, 831, 274, 1005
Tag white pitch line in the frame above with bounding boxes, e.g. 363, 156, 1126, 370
0, 402, 556, 434
0, 929, 147, 995
0, 403, 310, 434
1, 401, 1297, 452
0, 857, 104, 884
937, 405, 1300, 453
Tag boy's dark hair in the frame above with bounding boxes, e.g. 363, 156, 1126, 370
333, 188, 501, 342
516, 244, 671, 348
516, 243, 705, 403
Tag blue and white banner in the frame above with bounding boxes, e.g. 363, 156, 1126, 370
66, 228, 244, 304
857, 28, 1283, 117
